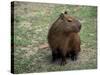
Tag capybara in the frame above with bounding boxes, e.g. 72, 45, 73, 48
48, 11, 81, 65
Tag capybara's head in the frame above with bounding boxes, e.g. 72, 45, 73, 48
59, 11, 81, 32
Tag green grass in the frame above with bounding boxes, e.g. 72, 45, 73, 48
13, 2, 97, 74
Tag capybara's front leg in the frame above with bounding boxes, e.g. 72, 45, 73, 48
60, 51, 67, 65
61, 56, 66, 65
52, 51, 57, 62
70, 50, 78, 61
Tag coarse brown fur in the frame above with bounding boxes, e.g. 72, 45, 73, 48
48, 11, 81, 65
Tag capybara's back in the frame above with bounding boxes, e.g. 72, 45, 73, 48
48, 11, 81, 65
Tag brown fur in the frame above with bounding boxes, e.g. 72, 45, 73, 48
48, 11, 81, 65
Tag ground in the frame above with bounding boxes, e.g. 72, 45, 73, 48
12, 2, 97, 74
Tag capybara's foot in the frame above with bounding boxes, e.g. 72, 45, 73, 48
60, 60, 67, 65
55, 59, 61, 64
71, 55, 77, 61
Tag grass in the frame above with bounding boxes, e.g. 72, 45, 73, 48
13, 2, 97, 74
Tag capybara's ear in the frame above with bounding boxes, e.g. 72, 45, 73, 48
64, 11, 68, 14
60, 13, 64, 19
67, 17, 73, 22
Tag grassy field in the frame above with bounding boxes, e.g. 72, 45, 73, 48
13, 2, 97, 74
